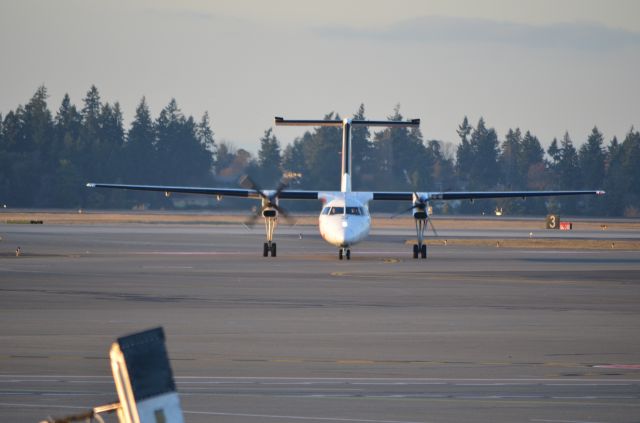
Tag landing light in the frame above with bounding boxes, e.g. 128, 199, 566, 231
342, 221, 348, 228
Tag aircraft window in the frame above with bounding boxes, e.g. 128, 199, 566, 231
321, 207, 330, 215
346, 207, 361, 215
329, 207, 344, 215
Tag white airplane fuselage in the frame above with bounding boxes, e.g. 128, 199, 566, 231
318, 192, 372, 248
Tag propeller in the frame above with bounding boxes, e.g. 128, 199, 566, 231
239, 175, 294, 227
390, 193, 439, 237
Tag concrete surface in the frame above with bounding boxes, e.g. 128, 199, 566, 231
1, 223, 639, 422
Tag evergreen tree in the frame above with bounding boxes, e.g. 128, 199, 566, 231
256, 128, 282, 186
372, 105, 428, 191
520, 131, 545, 178
51, 94, 83, 207
554, 132, 581, 214
351, 103, 374, 189
214, 141, 237, 179
558, 132, 580, 189
55, 94, 82, 153
301, 112, 342, 190
547, 138, 561, 165
425, 139, 455, 192
499, 128, 523, 188
469, 117, 500, 189
281, 138, 305, 187
197, 111, 215, 155
579, 127, 606, 189
521, 131, 547, 213
0, 113, 7, 204
81, 85, 102, 145
603, 136, 625, 216
579, 127, 606, 215
77, 85, 105, 206
497, 128, 523, 213
18, 86, 55, 206
618, 129, 640, 216
122, 97, 157, 207
455, 116, 473, 187
125, 97, 157, 183
457, 118, 500, 214
155, 99, 213, 186
23, 85, 53, 155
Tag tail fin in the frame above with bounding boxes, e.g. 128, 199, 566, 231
275, 117, 420, 192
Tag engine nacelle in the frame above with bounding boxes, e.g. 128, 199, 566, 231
413, 210, 427, 219
413, 202, 427, 219
262, 208, 277, 218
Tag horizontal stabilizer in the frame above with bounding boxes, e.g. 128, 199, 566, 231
275, 117, 420, 127
351, 119, 420, 127
274, 117, 343, 127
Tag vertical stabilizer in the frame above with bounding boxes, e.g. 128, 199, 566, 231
275, 116, 420, 193
341, 119, 352, 192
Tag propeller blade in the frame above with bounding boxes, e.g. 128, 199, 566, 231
239, 175, 269, 200
244, 211, 261, 228
240, 175, 297, 225
272, 204, 288, 218
238, 174, 256, 190
390, 204, 417, 219
273, 180, 289, 199
427, 215, 439, 237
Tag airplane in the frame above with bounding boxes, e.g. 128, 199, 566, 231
87, 117, 605, 260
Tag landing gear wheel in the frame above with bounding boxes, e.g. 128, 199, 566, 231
346, 249, 351, 260
271, 242, 277, 257
263, 242, 269, 257
420, 243, 427, 259
339, 249, 343, 260
413, 244, 419, 259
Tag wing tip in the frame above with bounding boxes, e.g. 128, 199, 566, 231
596, 190, 606, 195
86, 182, 96, 188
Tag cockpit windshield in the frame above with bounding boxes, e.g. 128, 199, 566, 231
322, 206, 365, 216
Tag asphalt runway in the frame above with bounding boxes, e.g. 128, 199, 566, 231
1, 223, 639, 423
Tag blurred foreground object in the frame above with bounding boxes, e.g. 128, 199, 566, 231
41, 327, 183, 423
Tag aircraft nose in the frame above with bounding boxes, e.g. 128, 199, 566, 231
340, 221, 359, 245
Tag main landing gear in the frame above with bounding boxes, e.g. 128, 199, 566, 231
263, 242, 276, 257
239, 175, 291, 258
413, 212, 428, 259
262, 209, 277, 257
338, 247, 351, 260
412, 242, 427, 259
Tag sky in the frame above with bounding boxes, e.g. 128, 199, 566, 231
1, 0, 639, 154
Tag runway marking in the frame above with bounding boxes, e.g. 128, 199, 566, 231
0, 402, 88, 410
593, 364, 640, 369
2, 375, 639, 384
183, 410, 430, 423
141, 265, 193, 269
383, 258, 400, 263
0, 402, 428, 423
4, 355, 637, 370
131, 251, 256, 256
531, 419, 609, 423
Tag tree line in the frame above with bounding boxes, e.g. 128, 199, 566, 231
1, 85, 638, 217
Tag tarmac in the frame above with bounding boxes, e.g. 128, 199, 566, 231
1, 221, 639, 422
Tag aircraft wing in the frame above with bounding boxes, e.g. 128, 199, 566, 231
372, 190, 605, 201
86, 183, 319, 200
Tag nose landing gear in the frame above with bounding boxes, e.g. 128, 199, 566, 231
338, 247, 351, 260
